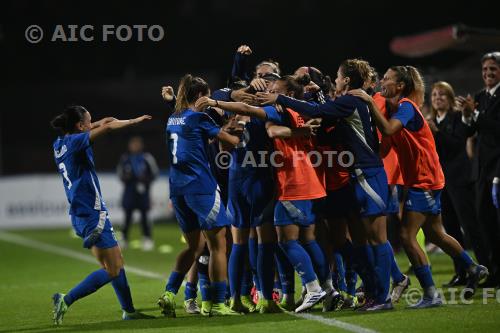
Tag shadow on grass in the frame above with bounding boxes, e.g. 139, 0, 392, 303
1, 312, 295, 333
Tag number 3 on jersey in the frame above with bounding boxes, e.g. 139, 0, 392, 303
58, 162, 73, 189
170, 133, 178, 164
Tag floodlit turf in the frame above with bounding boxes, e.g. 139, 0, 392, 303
1, 222, 499, 333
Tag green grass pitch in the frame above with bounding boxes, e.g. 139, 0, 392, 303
0, 222, 499, 333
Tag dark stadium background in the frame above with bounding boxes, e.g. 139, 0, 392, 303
1, 0, 499, 174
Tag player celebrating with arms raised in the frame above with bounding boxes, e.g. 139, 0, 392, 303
51, 105, 152, 325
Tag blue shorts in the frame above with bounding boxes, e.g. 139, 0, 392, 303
404, 188, 442, 215
323, 184, 358, 219
274, 200, 315, 227
386, 184, 403, 215
228, 180, 273, 228
352, 167, 388, 217
71, 210, 118, 249
171, 190, 230, 233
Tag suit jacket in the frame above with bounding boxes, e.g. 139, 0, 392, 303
434, 111, 475, 186
471, 89, 500, 181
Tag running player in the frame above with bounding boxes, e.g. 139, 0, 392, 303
159, 74, 241, 317
51, 105, 152, 325
349, 65, 489, 308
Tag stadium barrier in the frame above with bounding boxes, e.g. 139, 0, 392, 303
0, 174, 173, 229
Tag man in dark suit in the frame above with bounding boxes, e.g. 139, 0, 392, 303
459, 51, 500, 287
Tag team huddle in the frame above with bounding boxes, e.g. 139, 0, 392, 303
50, 46, 497, 324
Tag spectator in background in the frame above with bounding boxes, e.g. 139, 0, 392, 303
459, 51, 500, 288
428, 81, 485, 287
117, 136, 159, 251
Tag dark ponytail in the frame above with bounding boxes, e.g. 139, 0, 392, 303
278, 75, 307, 100
175, 74, 210, 113
295, 73, 311, 86
390, 65, 425, 107
50, 105, 88, 134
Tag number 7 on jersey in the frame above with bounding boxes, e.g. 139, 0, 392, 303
170, 133, 178, 164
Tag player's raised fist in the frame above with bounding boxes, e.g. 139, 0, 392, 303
237, 44, 252, 55
162, 86, 175, 101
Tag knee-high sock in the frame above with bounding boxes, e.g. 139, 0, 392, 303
228, 243, 246, 298
275, 244, 295, 295
212, 281, 227, 304
413, 265, 436, 299
333, 252, 347, 292
453, 251, 475, 273
345, 267, 358, 296
248, 237, 260, 291
279, 240, 317, 286
184, 281, 198, 300
64, 269, 112, 306
302, 240, 329, 284
241, 266, 253, 296
339, 240, 357, 296
372, 243, 392, 303
352, 245, 376, 297
387, 242, 405, 283
165, 271, 185, 294
198, 271, 211, 302
258, 243, 275, 300
111, 269, 135, 313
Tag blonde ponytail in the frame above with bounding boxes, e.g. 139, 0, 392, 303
175, 74, 193, 114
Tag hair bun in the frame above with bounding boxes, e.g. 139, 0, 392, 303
296, 73, 311, 86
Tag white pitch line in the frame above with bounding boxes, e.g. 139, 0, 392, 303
0, 231, 378, 333
289, 312, 379, 333
0, 231, 165, 280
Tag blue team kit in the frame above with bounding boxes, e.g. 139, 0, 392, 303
166, 109, 230, 231
53, 132, 117, 249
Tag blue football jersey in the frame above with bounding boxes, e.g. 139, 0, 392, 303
53, 132, 107, 216
166, 109, 221, 196
229, 117, 274, 185
276, 94, 383, 169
